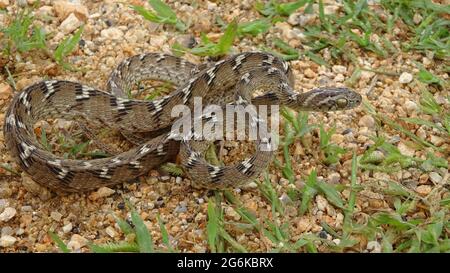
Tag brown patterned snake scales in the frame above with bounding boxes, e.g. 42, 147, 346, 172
4, 52, 361, 192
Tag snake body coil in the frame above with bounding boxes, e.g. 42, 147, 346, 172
4, 52, 361, 192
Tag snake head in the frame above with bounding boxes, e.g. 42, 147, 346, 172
300, 87, 362, 112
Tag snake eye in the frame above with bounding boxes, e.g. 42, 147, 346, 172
336, 98, 348, 108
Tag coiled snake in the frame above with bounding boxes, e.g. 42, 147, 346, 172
3, 52, 361, 192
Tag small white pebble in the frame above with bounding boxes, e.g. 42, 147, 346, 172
50, 211, 63, 222
0, 235, 17, 247
100, 27, 124, 40
241, 181, 258, 189
404, 100, 418, 114
0, 199, 9, 210
316, 195, 328, 212
429, 172, 442, 184
287, 13, 300, 26
62, 223, 73, 233
416, 127, 427, 139
328, 172, 341, 184
105, 226, 117, 238
413, 13, 422, 24
399, 72, 413, 84
67, 234, 88, 251
21, 206, 33, 212
279, 193, 292, 205
367, 241, 381, 253
332, 65, 347, 74
279, 178, 290, 186
360, 70, 375, 80
15, 228, 25, 236
59, 13, 82, 34
422, 57, 431, 66
334, 74, 345, 82
430, 135, 445, 146
358, 115, 375, 128
331, 133, 344, 144
1, 226, 13, 236
403, 171, 412, 179
0, 207, 16, 222
225, 207, 241, 221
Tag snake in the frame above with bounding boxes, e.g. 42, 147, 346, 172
3, 52, 362, 192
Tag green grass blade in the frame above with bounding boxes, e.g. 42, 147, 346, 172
401, 117, 445, 132
54, 25, 84, 69
48, 231, 70, 253
217, 20, 238, 53
132, 5, 160, 23
276, 0, 308, 16
304, 51, 329, 67
89, 242, 139, 253
300, 170, 318, 215
157, 214, 174, 252
130, 209, 154, 253
219, 229, 248, 253
113, 214, 134, 235
148, 0, 176, 19
237, 19, 271, 36
315, 181, 344, 209
207, 199, 219, 253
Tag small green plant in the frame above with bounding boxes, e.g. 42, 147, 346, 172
342, 152, 359, 238
262, 219, 321, 253
48, 231, 71, 253
363, 100, 442, 152
366, 208, 449, 253
275, 108, 317, 184
55, 134, 106, 160
207, 194, 248, 253
223, 189, 319, 253
50, 201, 175, 253
237, 19, 271, 37
319, 125, 346, 165
416, 67, 445, 87
54, 25, 84, 70
263, 38, 300, 61
413, 91, 450, 135
181, 20, 238, 57
160, 162, 184, 176
255, 0, 309, 19
381, 0, 450, 59
0, 163, 20, 176
274, 121, 296, 183
143, 82, 174, 100
132, 0, 187, 31
88, 208, 150, 252
1, 8, 47, 56
342, 153, 449, 253
298, 169, 346, 215
257, 174, 284, 215
358, 135, 447, 173
299, 169, 318, 215
1, 5, 85, 71
37, 125, 111, 160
